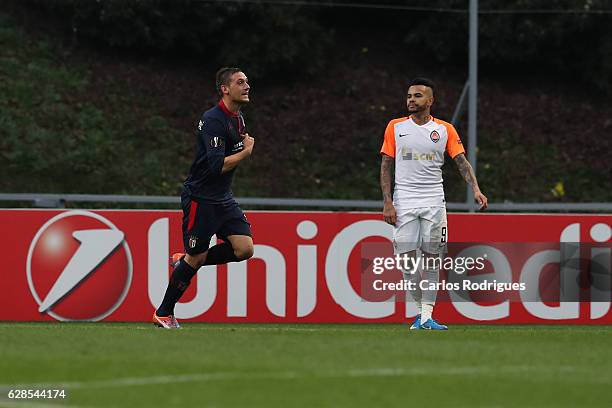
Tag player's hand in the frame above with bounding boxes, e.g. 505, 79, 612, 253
383, 201, 397, 225
474, 190, 488, 210
242, 133, 254, 155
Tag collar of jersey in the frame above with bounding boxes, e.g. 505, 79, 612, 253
409, 115, 434, 125
218, 99, 239, 117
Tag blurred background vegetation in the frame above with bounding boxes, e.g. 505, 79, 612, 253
1, 0, 610, 204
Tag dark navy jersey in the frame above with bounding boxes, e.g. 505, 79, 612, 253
184, 100, 246, 203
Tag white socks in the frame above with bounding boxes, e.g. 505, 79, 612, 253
402, 267, 422, 313
402, 253, 441, 323
420, 264, 440, 322
421, 303, 434, 322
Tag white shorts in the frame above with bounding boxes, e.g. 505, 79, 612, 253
393, 206, 447, 255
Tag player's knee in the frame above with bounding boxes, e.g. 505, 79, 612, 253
234, 244, 254, 260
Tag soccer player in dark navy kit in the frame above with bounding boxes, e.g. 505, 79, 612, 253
154, 67, 255, 329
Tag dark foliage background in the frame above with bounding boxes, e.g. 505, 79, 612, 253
30, 0, 612, 94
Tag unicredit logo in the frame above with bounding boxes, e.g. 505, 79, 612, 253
26, 210, 133, 321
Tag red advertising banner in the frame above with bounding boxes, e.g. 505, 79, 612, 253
1, 209, 610, 324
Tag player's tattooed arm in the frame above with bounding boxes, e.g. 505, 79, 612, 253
380, 155, 394, 202
454, 153, 479, 191
380, 154, 397, 224
454, 153, 488, 209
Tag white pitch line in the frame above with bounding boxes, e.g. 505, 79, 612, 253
5, 323, 610, 334
0, 324, 361, 332
1, 364, 603, 391
0, 324, 390, 332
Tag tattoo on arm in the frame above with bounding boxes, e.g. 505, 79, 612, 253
454, 153, 480, 191
380, 155, 394, 202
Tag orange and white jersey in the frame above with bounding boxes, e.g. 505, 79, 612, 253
380, 116, 465, 208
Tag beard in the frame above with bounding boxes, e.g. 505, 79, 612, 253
408, 104, 425, 113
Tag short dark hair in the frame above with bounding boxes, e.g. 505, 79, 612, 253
216, 67, 242, 96
408, 77, 435, 96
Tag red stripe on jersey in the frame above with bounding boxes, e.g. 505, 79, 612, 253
187, 201, 199, 232
218, 100, 238, 117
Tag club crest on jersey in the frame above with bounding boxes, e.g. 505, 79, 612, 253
430, 130, 440, 143
189, 235, 198, 249
210, 136, 224, 148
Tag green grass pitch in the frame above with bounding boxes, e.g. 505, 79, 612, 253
1, 323, 611, 407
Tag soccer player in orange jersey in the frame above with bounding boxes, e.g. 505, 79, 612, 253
380, 77, 488, 330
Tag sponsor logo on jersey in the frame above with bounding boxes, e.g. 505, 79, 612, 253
231, 140, 244, 153
401, 148, 436, 161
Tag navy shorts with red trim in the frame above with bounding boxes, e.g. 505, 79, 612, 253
181, 191, 252, 255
